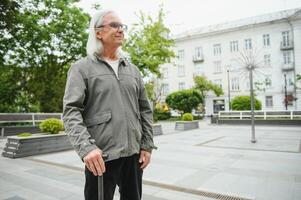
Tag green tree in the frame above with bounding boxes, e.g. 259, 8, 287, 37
194, 75, 223, 97
231, 96, 262, 110
0, 0, 89, 112
194, 75, 223, 112
165, 89, 203, 113
123, 5, 175, 77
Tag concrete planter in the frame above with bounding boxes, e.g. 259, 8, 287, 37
2, 132, 72, 158
175, 120, 199, 131
152, 124, 163, 136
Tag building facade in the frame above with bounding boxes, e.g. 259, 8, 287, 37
159, 8, 301, 115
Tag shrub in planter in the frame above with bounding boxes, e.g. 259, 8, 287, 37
39, 118, 64, 134
182, 113, 194, 121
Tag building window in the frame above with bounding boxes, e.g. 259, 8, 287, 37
283, 51, 291, 64
244, 38, 252, 49
177, 65, 185, 77
265, 75, 272, 88
162, 67, 168, 79
245, 80, 250, 90
178, 50, 184, 60
213, 44, 221, 56
162, 83, 169, 95
214, 79, 222, 89
230, 41, 239, 52
230, 59, 240, 71
264, 54, 271, 66
195, 46, 203, 57
178, 82, 185, 90
286, 74, 294, 86
265, 96, 273, 107
195, 63, 203, 75
231, 77, 240, 91
263, 34, 270, 47
213, 61, 222, 73
282, 31, 290, 47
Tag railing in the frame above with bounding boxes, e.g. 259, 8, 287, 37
280, 41, 294, 50
218, 110, 301, 120
0, 113, 63, 126
192, 55, 204, 62
281, 62, 294, 71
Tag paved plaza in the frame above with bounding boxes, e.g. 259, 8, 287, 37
0, 120, 301, 200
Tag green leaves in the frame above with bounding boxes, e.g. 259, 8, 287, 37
231, 96, 262, 110
194, 75, 224, 97
166, 89, 203, 113
0, 0, 89, 112
123, 6, 175, 77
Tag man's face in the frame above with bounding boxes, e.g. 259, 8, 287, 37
96, 12, 125, 49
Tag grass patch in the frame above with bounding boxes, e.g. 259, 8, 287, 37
17, 132, 32, 137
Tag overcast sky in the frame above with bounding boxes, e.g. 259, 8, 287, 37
76, 0, 301, 34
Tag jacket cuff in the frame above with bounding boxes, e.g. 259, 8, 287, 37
140, 143, 158, 153
78, 143, 98, 161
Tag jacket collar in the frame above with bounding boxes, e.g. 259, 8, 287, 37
93, 53, 128, 67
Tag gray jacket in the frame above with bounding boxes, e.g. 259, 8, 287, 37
62, 55, 156, 161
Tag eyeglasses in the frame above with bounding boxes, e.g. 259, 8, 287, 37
98, 22, 128, 31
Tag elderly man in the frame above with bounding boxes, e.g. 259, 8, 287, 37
63, 10, 156, 200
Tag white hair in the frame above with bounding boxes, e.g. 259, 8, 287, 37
86, 10, 126, 60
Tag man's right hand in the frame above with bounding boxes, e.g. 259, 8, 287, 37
83, 149, 106, 176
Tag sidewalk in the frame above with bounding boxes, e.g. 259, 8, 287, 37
1, 121, 301, 200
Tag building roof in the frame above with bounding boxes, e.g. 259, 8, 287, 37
174, 7, 301, 40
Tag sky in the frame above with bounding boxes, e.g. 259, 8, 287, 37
75, 0, 301, 35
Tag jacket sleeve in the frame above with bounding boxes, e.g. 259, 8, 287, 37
62, 64, 98, 160
138, 74, 158, 152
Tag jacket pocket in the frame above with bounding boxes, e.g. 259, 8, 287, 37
85, 111, 115, 151
85, 112, 112, 127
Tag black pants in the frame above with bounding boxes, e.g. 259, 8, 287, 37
84, 154, 143, 200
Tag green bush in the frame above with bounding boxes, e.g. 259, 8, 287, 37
39, 118, 64, 134
17, 132, 32, 137
166, 89, 203, 113
154, 107, 171, 121
182, 113, 194, 121
231, 96, 262, 110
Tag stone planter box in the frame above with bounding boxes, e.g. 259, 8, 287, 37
152, 124, 163, 136
2, 132, 72, 158
175, 120, 199, 131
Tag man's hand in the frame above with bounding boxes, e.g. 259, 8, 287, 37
139, 150, 151, 169
83, 149, 105, 176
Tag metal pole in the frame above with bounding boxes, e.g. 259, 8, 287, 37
98, 176, 104, 200
284, 74, 288, 110
249, 65, 256, 143
227, 69, 231, 111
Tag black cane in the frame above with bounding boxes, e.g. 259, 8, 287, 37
98, 154, 108, 200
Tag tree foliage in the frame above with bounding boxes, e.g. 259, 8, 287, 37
194, 75, 223, 97
165, 89, 203, 113
231, 95, 262, 111
123, 5, 175, 77
0, 0, 89, 112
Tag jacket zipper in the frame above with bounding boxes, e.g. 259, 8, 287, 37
102, 60, 131, 154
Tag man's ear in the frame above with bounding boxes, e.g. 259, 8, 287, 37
96, 30, 102, 40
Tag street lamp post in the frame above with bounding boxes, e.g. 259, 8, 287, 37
284, 74, 288, 110
227, 66, 231, 111
248, 64, 256, 143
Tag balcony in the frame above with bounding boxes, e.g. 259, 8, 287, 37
282, 62, 294, 71
192, 54, 204, 62
280, 41, 294, 50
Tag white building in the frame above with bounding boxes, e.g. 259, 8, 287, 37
159, 8, 301, 115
